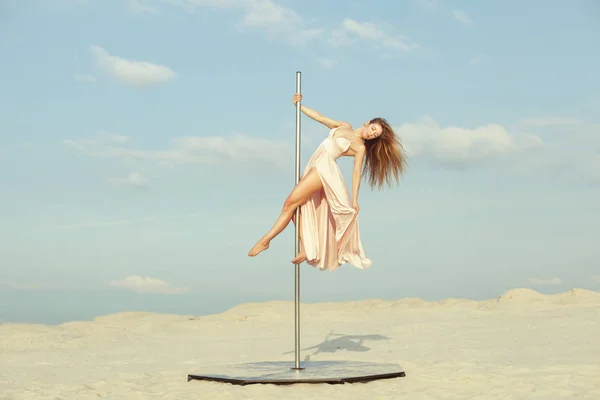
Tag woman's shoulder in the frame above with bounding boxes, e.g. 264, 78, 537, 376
336, 122, 353, 130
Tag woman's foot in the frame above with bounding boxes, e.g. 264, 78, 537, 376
291, 249, 307, 264
248, 239, 270, 257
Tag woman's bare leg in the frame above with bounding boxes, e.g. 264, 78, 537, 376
290, 211, 307, 264
248, 168, 322, 257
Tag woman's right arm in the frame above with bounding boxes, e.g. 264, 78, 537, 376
293, 94, 350, 129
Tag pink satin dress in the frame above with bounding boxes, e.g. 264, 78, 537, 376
299, 127, 372, 271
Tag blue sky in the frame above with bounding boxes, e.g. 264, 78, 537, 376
1, 0, 599, 324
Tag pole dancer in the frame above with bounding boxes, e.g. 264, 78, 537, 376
248, 92, 408, 271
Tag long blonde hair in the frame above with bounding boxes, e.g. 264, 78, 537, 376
362, 117, 408, 190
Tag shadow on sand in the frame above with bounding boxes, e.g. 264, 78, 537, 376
283, 331, 391, 362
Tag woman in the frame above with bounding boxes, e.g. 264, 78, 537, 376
248, 93, 408, 271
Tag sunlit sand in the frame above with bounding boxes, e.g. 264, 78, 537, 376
1, 288, 599, 399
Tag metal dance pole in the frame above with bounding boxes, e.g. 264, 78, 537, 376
187, 70, 406, 385
293, 71, 302, 370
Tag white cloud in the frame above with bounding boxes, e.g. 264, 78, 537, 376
64, 115, 597, 177
592, 276, 600, 283
512, 116, 600, 180
518, 116, 585, 128
396, 116, 543, 166
165, 0, 323, 45
89, 44, 176, 87
528, 277, 562, 286
453, 10, 473, 25
107, 171, 149, 187
64, 131, 292, 169
63, 116, 552, 172
316, 58, 337, 69
108, 275, 188, 294
109, 1, 422, 53
239, 0, 323, 44
63, 131, 131, 157
330, 18, 419, 52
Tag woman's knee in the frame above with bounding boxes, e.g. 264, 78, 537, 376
283, 196, 300, 212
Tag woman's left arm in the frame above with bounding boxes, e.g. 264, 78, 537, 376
351, 144, 366, 212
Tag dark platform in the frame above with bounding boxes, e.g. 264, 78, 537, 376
187, 360, 406, 386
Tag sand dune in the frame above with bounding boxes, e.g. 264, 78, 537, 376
1, 288, 599, 399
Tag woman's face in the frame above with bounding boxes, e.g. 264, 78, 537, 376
362, 122, 383, 140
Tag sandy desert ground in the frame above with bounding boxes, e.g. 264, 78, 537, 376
1, 287, 599, 399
